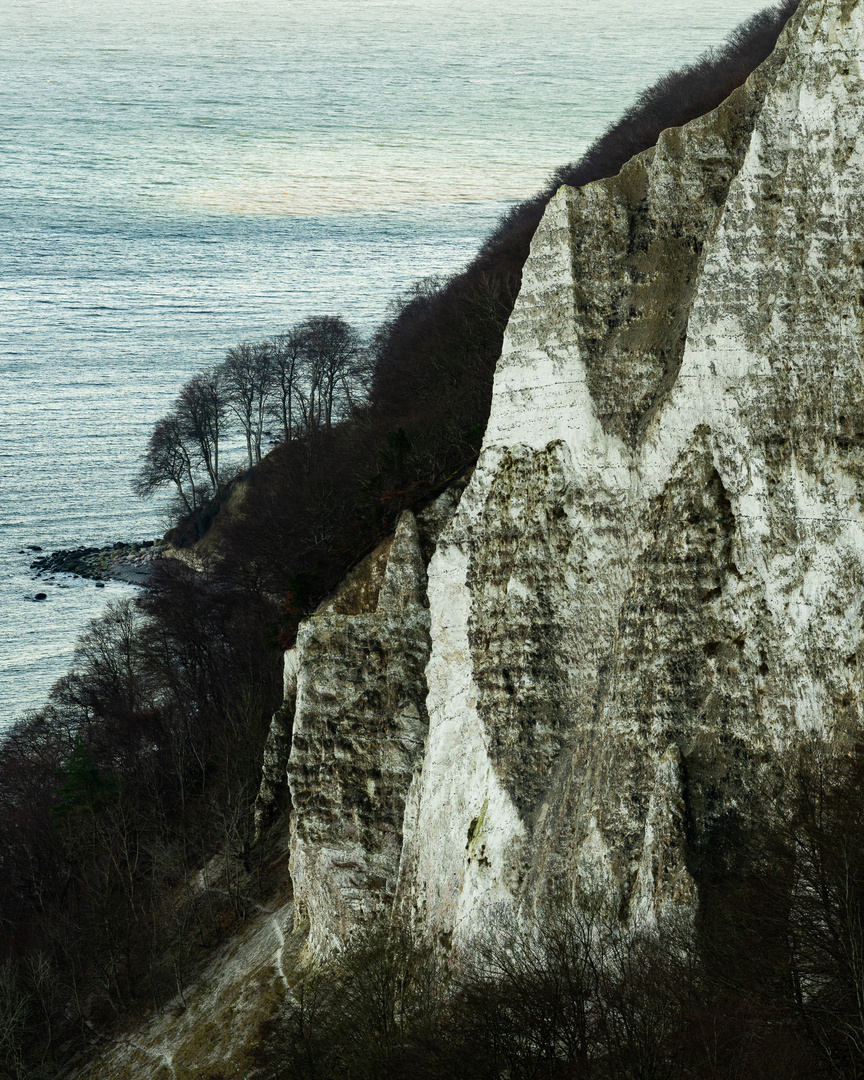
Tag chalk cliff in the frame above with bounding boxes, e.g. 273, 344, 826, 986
264, 0, 864, 953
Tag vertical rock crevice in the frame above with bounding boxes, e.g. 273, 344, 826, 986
567, 18, 797, 447
253, 651, 298, 841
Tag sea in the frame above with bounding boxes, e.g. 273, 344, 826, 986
0, 0, 778, 730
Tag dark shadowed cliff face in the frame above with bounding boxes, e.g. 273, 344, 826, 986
264, 0, 864, 954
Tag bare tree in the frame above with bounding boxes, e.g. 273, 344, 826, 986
779, 750, 864, 1074
219, 342, 273, 468
296, 316, 368, 433
176, 371, 226, 494
0, 962, 28, 1080
269, 328, 306, 444
133, 413, 201, 514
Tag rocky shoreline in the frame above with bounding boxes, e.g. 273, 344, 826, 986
27, 540, 167, 590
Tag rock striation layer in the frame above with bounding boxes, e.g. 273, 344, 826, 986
267, 0, 864, 952
273, 490, 465, 954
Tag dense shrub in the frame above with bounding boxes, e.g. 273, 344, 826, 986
0, 566, 282, 1073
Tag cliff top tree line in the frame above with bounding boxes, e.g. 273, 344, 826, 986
0, 4, 809, 1075
135, 315, 370, 517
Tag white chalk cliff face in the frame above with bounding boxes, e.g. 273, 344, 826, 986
275, 0, 864, 951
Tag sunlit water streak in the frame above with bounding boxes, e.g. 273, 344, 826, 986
0, 0, 778, 728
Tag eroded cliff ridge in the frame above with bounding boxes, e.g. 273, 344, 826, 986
265, 0, 864, 952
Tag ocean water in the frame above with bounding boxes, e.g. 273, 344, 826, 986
0, 0, 778, 728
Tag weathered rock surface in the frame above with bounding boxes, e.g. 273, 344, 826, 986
282, 493, 469, 954
398, 0, 864, 944
265, 0, 864, 953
